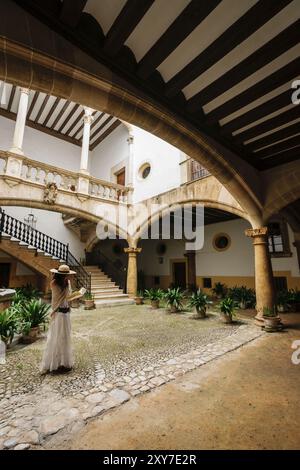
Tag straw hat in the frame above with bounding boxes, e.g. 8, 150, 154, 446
50, 264, 76, 275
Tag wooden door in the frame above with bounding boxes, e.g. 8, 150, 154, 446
116, 168, 126, 186
0, 263, 11, 287
173, 262, 186, 289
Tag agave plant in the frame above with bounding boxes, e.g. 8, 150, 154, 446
144, 288, 164, 308
18, 299, 50, 335
218, 297, 237, 323
188, 289, 212, 318
212, 282, 227, 299
0, 307, 18, 347
164, 287, 184, 312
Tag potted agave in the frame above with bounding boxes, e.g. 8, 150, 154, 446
0, 307, 18, 349
219, 297, 237, 324
83, 292, 95, 310
188, 289, 212, 319
144, 288, 163, 309
212, 282, 227, 299
135, 290, 144, 305
262, 306, 282, 332
19, 299, 50, 343
164, 287, 184, 313
276, 290, 290, 313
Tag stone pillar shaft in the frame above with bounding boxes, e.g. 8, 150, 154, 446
245, 227, 275, 324
10, 87, 30, 155
124, 247, 142, 298
80, 108, 94, 174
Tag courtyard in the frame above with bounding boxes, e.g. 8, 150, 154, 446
0, 303, 262, 449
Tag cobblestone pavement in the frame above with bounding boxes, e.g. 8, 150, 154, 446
0, 306, 263, 450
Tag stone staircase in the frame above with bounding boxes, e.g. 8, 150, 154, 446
85, 266, 134, 306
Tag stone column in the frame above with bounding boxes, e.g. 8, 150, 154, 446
124, 247, 142, 298
293, 234, 300, 271
10, 87, 30, 155
185, 250, 196, 291
80, 107, 94, 174
245, 227, 276, 325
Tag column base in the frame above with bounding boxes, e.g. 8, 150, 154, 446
9, 147, 24, 155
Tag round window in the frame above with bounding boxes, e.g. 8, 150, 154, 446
213, 233, 231, 251
139, 163, 151, 179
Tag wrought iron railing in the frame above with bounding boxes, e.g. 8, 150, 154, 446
86, 250, 127, 292
0, 209, 91, 292
191, 160, 211, 181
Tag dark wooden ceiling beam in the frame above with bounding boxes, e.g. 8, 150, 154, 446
57, 103, 79, 133
165, 0, 293, 97
103, 0, 155, 56
219, 90, 292, 134
253, 136, 300, 159
90, 112, 105, 132
42, 96, 60, 126
65, 109, 84, 136
0, 107, 80, 147
246, 122, 300, 151
187, 21, 299, 112
26, 91, 38, 119
34, 94, 50, 123
90, 120, 121, 150
59, 0, 87, 28
235, 106, 300, 144
259, 146, 300, 169
7, 85, 16, 112
89, 115, 114, 141
137, 0, 222, 79
50, 100, 70, 129
205, 58, 299, 123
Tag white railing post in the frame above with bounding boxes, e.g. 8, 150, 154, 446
10, 88, 30, 155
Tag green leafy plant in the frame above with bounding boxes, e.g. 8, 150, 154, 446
228, 286, 256, 309
137, 290, 144, 298
15, 284, 41, 300
0, 308, 18, 346
84, 292, 94, 300
219, 297, 237, 319
212, 282, 227, 299
276, 290, 291, 310
188, 289, 212, 318
164, 287, 184, 312
17, 299, 50, 334
144, 288, 164, 301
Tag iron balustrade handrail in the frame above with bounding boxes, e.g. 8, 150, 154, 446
0, 209, 91, 292
95, 251, 127, 292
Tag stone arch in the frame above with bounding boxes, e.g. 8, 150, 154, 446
0, 21, 263, 224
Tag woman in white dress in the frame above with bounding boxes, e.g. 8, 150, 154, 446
40, 264, 76, 374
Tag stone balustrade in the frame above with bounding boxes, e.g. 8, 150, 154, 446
0, 151, 132, 204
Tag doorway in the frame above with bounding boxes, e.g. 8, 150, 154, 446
0, 263, 11, 287
172, 261, 186, 289
116, 168, 126, 186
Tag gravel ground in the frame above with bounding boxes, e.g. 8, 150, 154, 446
0, 303, 244, 400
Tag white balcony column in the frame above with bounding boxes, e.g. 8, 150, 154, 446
80, 107, 94, 174
10, 87, 30, 155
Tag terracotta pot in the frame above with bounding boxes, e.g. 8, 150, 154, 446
151, 300, 159, 309
135, 297, 144, 305
22, 326, 40, 344
84, 299, 95, 310
263, 316, 282, 332
169, 305, 178, 313
221, 313, 233, 324
277, 304, 286, 313
196, 307, 206, 318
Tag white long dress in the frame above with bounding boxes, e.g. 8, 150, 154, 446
40, 281, 74, 373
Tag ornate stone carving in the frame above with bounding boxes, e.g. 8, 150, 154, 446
245, 227, 268, 238
43, 182, 58, 204
124, 247, 142, 255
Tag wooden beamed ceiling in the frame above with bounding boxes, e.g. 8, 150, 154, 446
0, 83, 121, 150
13, 0, 300, 170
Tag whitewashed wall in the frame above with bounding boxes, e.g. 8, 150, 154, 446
131, 126, 181, 203
2, 207, 85, 260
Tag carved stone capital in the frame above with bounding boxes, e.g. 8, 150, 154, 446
20, 87, 30, 95
245, 227, 268, 238
124, 247, 142, 255
83, 114, 94, 125
127, 136, 134, 144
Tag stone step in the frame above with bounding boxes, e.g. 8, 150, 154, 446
91, 288, 122, 295
93, 293, 129, 300
94, 298, 134, 307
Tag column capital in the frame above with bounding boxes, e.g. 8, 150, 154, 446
127, 136, 134, 144
19, 87, 30, 95
83, 114, 94, 125
124, 247, 142, 255
245, 227, 268, 238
